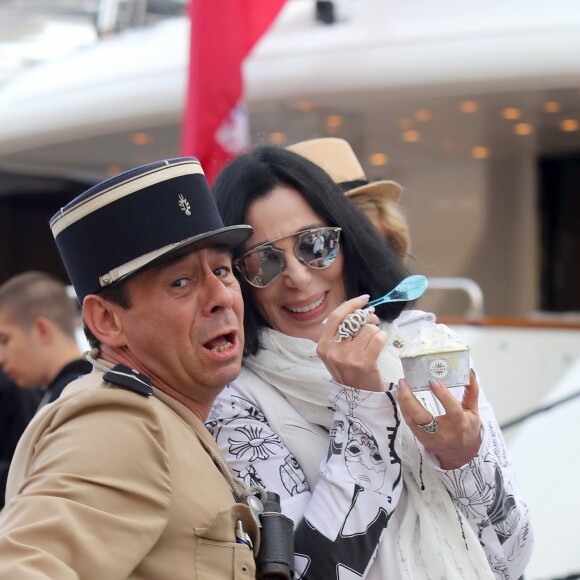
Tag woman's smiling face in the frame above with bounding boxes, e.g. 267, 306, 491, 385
244, 185, 346, 343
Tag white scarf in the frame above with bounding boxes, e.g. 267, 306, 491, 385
245, 325, 494, 580
244, 322, 403, 426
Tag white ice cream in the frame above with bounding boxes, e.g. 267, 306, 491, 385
400, 323, 469, 358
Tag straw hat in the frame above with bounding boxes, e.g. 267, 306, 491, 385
287, 137, 402, 202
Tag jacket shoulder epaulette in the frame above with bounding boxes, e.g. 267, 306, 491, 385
103, 364, 153, 397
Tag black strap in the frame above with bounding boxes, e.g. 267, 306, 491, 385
103, 364, 153, 397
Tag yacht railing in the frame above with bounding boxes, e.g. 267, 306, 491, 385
426, 277, 485, 322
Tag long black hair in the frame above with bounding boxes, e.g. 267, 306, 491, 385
213, 145, 411, 355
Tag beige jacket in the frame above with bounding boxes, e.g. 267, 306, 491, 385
0, 367, 258, 579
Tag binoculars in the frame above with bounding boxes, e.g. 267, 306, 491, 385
256, 492, 295, 579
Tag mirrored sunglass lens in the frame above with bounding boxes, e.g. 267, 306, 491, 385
298, 230, 339, 269
243, 249, 284, 287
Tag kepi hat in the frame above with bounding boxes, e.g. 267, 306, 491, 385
287, 137, 402, 202
50, 157, 252, 302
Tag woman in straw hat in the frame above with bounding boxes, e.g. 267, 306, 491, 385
206, 145, 532, 580
287, 138, 410, 258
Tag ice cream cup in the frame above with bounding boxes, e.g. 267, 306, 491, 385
398, 323, 471, 392
400, 349, 470, 391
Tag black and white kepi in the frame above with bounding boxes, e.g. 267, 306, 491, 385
50, 157, 252, 302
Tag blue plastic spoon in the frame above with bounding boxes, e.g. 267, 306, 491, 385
321, 275, 428, 327
365, 274, 428, 309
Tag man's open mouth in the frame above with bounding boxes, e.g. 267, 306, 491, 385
204, 332, 236, 352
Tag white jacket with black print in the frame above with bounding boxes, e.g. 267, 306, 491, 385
206, 310, 533, 580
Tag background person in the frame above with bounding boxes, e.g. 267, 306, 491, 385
0, 158, 263, 579
0, 370, 39, 510
0, 271, 90, 510
287, 137, 410, 258
0, 271, 91, 411
207, 145, 532, 580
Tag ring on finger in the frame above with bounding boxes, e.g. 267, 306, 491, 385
417, 413, 439, 434
334, 307, 375, 343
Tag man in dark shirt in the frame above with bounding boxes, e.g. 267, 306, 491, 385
0, 272, 91, 508
0, 370, 40, 509
0, 271, 90, 410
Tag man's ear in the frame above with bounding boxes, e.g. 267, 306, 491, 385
34, 316, 55, 344
82, 295, 127, 347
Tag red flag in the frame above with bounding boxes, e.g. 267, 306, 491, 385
182, 0, 286, 184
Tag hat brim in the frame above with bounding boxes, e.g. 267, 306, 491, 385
109, 224, 253, 288
345, 180, 402, 203
171, 224, 253, 255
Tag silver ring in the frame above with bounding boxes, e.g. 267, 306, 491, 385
334, 307, 375, 343
417, 413, 439, 434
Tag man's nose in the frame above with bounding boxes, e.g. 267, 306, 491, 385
203, 273, 235, 314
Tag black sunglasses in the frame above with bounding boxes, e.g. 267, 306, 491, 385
235, 226, 342, 288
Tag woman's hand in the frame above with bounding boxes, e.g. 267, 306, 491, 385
397, 369, 482, 469
316, 295, 387, 392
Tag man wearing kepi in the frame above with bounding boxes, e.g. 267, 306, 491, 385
0, 158, 263, 579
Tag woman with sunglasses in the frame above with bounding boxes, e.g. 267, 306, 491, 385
206, 146, 532, 580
